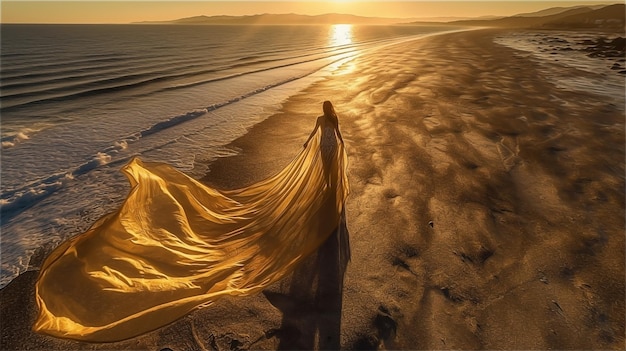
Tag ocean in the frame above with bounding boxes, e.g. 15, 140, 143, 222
0, 24, 459, 287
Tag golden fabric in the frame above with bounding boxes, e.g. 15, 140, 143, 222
33, 129, 348, 342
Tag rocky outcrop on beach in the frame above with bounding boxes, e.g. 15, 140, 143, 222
510, 32, 626, 75
580, 37, 625, 58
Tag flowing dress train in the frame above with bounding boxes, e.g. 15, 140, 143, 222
33, 127, 348, 342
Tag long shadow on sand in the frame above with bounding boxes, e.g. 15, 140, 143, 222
264, 212, 350, 350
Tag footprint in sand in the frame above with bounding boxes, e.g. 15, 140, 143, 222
496, 136, 521, 172
423, 116, 442, 134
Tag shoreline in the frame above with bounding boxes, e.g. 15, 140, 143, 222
200, 28, 625, 350
2, 28, 624, 350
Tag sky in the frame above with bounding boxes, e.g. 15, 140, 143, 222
0, 1, 618, 24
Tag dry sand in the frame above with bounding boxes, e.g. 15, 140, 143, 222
1, 28, 624, 350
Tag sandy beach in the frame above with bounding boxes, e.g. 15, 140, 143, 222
1, 28, 624, 350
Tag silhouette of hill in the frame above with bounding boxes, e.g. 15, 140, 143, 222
446, 3, 624, 30
542, 4, 625, 29
135, 13, 416, 25
136, 4, 624, 30
448, 7, 594, 27
514, 4, 607, 17
409, 15, 504, 23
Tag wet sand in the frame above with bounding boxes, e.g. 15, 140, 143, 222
2, 28, 624, 350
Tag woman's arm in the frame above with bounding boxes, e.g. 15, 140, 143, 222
336, 126, 344, 144
303, 117, 321, 148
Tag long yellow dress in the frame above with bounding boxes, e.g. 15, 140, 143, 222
33, 128, 349, 342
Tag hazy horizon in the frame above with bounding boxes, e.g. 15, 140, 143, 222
1, 1, 618, 24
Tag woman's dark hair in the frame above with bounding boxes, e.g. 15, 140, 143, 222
323, 100, 338, 126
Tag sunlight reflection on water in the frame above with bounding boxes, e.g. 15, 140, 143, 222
329, 24, 353, 47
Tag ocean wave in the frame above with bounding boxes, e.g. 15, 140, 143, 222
0, 53, 219, 87
0, 147, 128, 218
2, 56, 122, 74
0, 42, 363, 111
1, 72, 179, 109
1, 128, 40, 149
0, 54, 154, 78
0, 69, 323, 221
161, 49, 358, 92
0, 58, 293, 111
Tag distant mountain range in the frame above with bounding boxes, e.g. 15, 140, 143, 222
135, 13, 414, 25
447, 3, 624, 29
135, 3, 624, 30
513, 4, 607, 17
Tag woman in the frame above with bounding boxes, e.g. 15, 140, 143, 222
304, 101, 344, 188
33, 101, 349, 342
